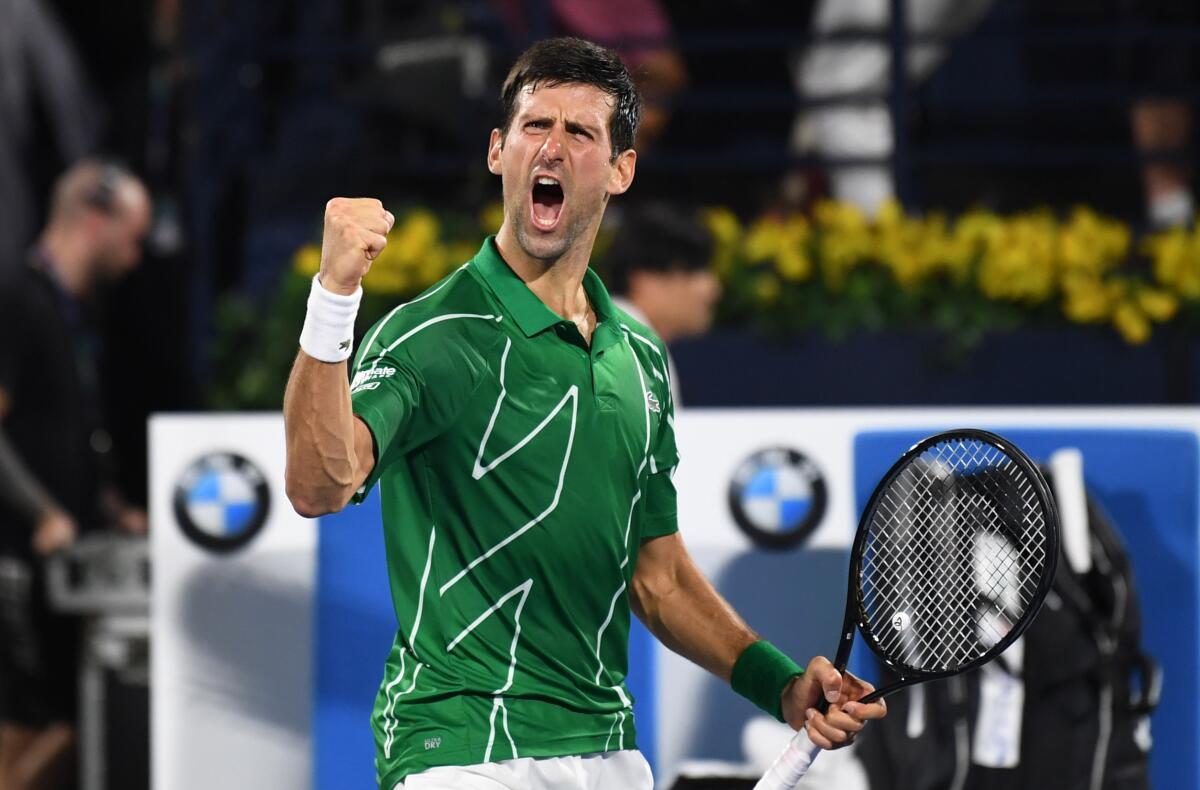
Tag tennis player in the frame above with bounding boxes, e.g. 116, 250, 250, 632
283, 37, 886, 790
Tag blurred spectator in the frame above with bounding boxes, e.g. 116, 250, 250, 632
1121, 0, 1197, 228
0, 160, 149, 790
491, 0, 687, 150
0, 0, 103, 271
1134, 100, 1193, 228
604, 204, 720, 404
789, 0, 992, 213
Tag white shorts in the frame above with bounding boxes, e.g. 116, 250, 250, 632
395, 750, 653, 790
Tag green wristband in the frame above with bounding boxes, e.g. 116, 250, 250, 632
730, 640, 805, 722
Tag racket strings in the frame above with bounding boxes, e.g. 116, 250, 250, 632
865, 491, 1003, 668
858, 438, 1051, 674
874, 447, 1044, 665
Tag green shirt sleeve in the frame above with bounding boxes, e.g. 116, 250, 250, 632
349, 357, 420, 503
640, 340, 680, 540
348, 313, 495, 503
641, 469, 678, 539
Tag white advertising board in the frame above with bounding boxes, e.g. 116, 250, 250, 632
150, 414, 316, 790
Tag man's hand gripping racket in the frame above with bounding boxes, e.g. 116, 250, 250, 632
756, 429, 1060, 789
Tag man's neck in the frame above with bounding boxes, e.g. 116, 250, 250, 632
494, 227, 594, 321
38, 226, 91, 298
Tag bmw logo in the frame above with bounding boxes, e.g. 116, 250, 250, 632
173, 452, 271, 553
728, 447, 827, 550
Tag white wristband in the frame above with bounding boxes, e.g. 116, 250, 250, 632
299, 274, 362, 363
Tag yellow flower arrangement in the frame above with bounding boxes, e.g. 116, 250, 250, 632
708, 200, 1200, 346
1144, 225, 1200, 298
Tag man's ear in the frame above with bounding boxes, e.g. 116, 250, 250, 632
607, 149, 637, 196
487, 129, 503, 175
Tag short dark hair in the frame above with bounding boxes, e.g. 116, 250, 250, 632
500, 37, 642, 162
604, 203, 715, 295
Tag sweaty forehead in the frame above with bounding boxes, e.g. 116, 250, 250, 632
516, 82, 614, 126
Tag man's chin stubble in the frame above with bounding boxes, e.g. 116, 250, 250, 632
516, 223, 575, 264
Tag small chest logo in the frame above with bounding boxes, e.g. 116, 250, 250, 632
423, 737, 442, 751
645, 390, 661, 414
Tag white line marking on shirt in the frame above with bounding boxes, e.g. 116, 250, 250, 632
446, 579, 533, 762
381, 524, 438, 758
438, 339, 579, 595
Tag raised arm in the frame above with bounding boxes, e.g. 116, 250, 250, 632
283, 198, 393, 517
282, 355, 377, 517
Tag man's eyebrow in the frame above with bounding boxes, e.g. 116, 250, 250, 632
516, 112, 602, 137
564, 119, 601, 136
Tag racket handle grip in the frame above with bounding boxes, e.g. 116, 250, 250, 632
753, 728, 822, 790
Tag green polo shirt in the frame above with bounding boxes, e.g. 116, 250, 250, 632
348, 237, 679, 787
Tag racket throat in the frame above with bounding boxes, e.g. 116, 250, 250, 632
832, 627, 856, 671
816, 626, 858, 714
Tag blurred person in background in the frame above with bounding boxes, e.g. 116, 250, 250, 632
0, 0, 102, 272
604, 203, 720, 404
789, 0, 992, 213
1123, 0, 1197, 228
1134, 100, 1193, 228
0, 160, 150, 790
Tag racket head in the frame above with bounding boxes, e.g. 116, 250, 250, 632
845, 429, 1059, 695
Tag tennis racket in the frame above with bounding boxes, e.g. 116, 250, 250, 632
755, 429, 1059, 789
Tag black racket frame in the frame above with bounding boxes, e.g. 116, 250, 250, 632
825, 428, 1060, 708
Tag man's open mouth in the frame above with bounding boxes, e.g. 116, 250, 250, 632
531, 175, 565, 230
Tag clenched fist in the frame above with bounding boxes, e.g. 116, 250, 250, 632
320, 197, 396, 295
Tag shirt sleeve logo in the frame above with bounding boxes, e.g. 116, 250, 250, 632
350, 365, 397, 393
